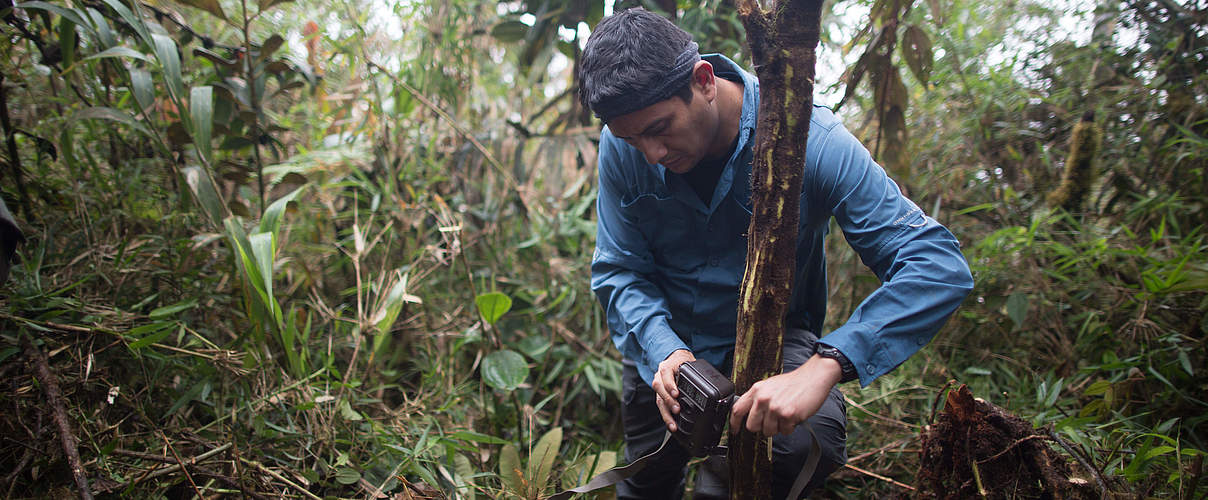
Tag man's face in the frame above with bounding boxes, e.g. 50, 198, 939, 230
607, 77, 718, 174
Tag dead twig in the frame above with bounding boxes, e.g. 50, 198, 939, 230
847, 437, 912, 464
1048, 428, 1109, 498
95, 443, 232, 492
158, 431, 204, 498
842, 463, 917, 491
240, 458, 322, 500
976, 434, 1050, 464
21, 334, 93, 500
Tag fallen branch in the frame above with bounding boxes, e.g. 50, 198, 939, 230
21, 335, 92, 500
1048, 428, 1109, 498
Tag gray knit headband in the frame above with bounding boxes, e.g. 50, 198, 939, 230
594, 42, 700, 123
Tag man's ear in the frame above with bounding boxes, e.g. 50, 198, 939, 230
692, 60, 716, 101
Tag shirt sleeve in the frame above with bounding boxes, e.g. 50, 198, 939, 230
810, 121, 974, 387
590, 131, 690, 386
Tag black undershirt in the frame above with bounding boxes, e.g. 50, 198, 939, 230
681, 134, 740, 206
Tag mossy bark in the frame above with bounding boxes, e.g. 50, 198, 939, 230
730, 1, 824, 498
1046, 112, 1102, 212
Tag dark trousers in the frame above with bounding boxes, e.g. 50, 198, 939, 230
617, 331, 847, 500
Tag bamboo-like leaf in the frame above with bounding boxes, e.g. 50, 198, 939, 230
130, 67, 154, 113
190, 86, 214, 164
249, 232, 282, 327
258, 185, 305, 236
530, 427, 562, 494
83, 46, 151, 63
74, 106, 151, 136
14, 2, 92, 34
151, 33, 185, 102
86, 8, 115, 48
183, 165, 227, 225
100, 0, 151, 47
902, 24, 934, 85
173, 0, 227, 21
59, 17, 78, 66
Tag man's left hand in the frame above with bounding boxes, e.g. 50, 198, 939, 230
730, 354, 844, 436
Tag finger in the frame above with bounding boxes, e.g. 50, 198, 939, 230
730, 393, 750, 430
745, 395, 766, 434
655, 394, 677, 432
762, 404, 781, 437
663, 365, 680, 400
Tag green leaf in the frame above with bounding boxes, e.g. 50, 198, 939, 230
529, 427, 562, 494
447, 430, 509, 445
100, 0, 151, 46
453, 453, 476, 500
339, 399, 363, 421
902, 24, 934, 85
481, 349, 528, 391
129, 68, 154, 113
258, 0, 295, 13
258, 34, 284, 60
374, 271, 419, 340
82, 46, 150, 63
1005, 292, 1028, 329
14, 2, 92, 34
74, 107, 151, 136
335, 467, 361, 485
173, 0, 226, 21
127, 324, 175, 350
149, 299, 198, 319
1142, 445, 1177, 462
491, 20, 530, 43
258, 185, 305, 236
248, 232, 281, 326
475, 291, 512, 325
499, 444, 523, 495
1178, 350, 1194, 375
190, 86, 214, 164
183, 166, 227, 225
151, 33, 184, 102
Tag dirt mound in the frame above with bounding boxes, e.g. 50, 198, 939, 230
915, 384, 1097, 499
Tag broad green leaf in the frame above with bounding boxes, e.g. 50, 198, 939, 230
475, 291, 512, 325
481, 349, 528, 391
190, 86, 214, 164
258, 34, 284, 60
491, 20, 529, 43
129, 68, 154, 113
258, 0, 295, 13
1005, 292, 1028, 330
151, 34, 184, 102
173, 0, 226, 21
453, 453, 476, 500
499, 444, 523, 495
249, 232, 281, 326
902, 24, 934, 85
82, 46, 150, 63
58, 17, 78, 66
529, 427, 562, 494
183, 166, 227, 225
334, 467, 360, 485
74, 107, 151, 136
149, 298, 198, 319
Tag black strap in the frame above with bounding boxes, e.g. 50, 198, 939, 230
544, 424, 822, 500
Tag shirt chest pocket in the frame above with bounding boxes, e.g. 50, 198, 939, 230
626, 195, 701, 273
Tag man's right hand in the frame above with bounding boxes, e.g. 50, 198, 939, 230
652, 349, 696, 432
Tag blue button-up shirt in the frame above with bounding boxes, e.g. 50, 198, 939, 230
591, 54, 973, 388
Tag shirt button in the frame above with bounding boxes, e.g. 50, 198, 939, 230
865, 363, 875, 373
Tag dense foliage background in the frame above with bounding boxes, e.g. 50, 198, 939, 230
0, 0, 1205, 497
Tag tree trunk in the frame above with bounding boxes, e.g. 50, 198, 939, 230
730, 1, 825, 499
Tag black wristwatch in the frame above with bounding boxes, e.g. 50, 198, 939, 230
815, 345, 858, 383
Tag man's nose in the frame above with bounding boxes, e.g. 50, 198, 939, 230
635, 138, 666, 165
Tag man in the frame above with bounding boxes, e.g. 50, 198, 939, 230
581, 8, 974, 499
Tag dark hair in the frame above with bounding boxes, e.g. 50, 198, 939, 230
578, 8, 695, 120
